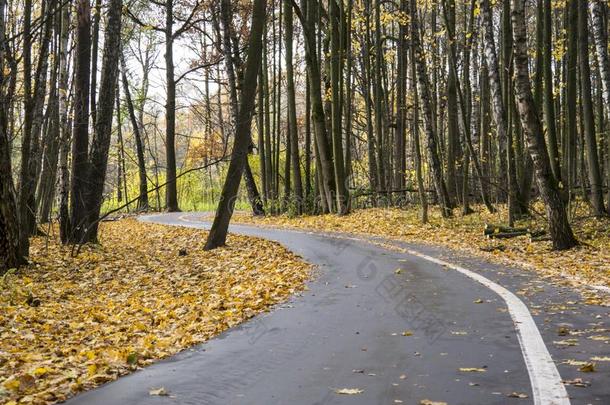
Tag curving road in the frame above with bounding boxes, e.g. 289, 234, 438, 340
66, 212, 609, 405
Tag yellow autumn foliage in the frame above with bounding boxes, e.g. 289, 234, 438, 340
0, 220, 310, 404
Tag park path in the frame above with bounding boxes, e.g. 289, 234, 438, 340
65, 213, 609, 405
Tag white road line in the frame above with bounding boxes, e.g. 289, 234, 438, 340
398, 249, 570, 405
144, 213, 571, 405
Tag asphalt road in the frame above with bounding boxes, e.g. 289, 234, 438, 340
65, 212, 609, 405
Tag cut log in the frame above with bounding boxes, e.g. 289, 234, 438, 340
484, 223, 547, 239
487, 231, 529, 239
529, 230, 547, 238
529, 235, 552, 243
480, 244, 507, 252
484, 223, 529, 236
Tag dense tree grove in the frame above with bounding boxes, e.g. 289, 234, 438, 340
3, 0, 610, 267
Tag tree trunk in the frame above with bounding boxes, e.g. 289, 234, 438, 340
36, 10, 62, 222
0, 0, 26, 271
120, 53, 149, 210
482, 0, 520, 223
81, 0, 123, 243
374, 0, 386, 193
564, 0, 578, 205
58, 3, 71, 243
362, 0, 378, 195
441, 0, 495, 214
577, 0, 605, 216
511, 0, 577, 250
409, 23, 429, 223
219, 0, 264, 216
329, 0, 349, 214
165, 0, 179, 212
205, 0, 267, 250
295, 0, 336, 211
69, 0, 93, 242
410, 0, 452, 217
445, 0, 460, 203
589, 0, 610, 214
542, 0, 561, 182
284, 1, 304, 213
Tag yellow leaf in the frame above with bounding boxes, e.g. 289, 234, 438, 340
149, 387, 169, 396
579, 363, 596, 372
32, 367, 50, 377
3, 377, 20, 391
335, 388, 364, 395
87, 364, 98, 376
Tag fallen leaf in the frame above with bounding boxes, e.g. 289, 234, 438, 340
553, 339, 579, 346
420, 400, 448, 405
334, 388, 364, 395
87, 364, 97, 377
562, 378, 590, 387
0, 220, 311, 404
32, 367, 50, 377
562, 359, 588, 366
459, 367, 486, 372
578, 363, 596, 372
507, 392, 528, 399
149, 387, 169, 396
2, 378, 20, 391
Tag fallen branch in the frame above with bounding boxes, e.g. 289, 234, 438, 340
484, 223, 547, 240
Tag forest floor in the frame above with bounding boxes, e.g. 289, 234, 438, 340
0, 220, 310, 405
232, 203, 610, 298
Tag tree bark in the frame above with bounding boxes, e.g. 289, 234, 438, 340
542, 0, 561, 182
165, 0, 179, 212
81, 0, 123, 242
69, 0, 93, 242
329, 0, 349, 214
58, 3, 71, 243
205, 0, 267, 250
219, 0, 264, 216
589, 0, 610, 214
120, 53, 149, 210
362, 0, 378, 195
0, 0, 26, 271
577, 0, 605, 216
482, 0, 520, 223
409, 20, 428, 223
410, 0, 452, 217
511, 0, 577, 250
284, 1, 304, 213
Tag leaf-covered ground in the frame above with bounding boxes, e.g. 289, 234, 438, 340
0, 219, 310, 405
233, 204, 610, 293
